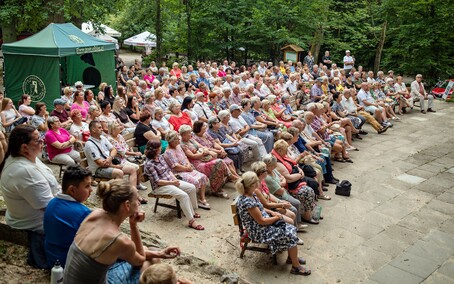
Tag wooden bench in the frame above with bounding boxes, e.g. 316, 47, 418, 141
142, 169, 182, 218
231, 201, 277, 264
79, 151, 111, 182
0, 210, 29, 247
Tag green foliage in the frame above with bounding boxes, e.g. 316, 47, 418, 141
1, 0, 452, 82
381, 0, 454, 83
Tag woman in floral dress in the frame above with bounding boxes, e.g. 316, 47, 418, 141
179, 125, 230, 198
163, 130, 211, 209
107, 121, 147, 191
192, 121, 240, 181
206, 116, 245, 173
235, 171, 311, 276
272, 140, 319, 224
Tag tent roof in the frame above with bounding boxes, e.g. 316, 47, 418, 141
2, 23, 116, 57
81, 22, 122, 37
123, 31, 156, 47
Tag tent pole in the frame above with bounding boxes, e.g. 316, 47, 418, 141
1, 54, 5, 94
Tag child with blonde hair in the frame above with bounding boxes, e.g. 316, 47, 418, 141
139, 263, 192, 284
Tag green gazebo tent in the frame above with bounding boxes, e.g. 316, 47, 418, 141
2, 23, 116, 108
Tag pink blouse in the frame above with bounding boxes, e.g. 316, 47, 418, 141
70, 101, 90, 119
45, 128, 72, 160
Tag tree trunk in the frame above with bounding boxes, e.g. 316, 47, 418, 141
185, 0, 192, 62
155, 0, 163, 65
311, 25, 323, 63
1, 20, 17, 43
374, 21, 387, 74
47, 0, 65, 24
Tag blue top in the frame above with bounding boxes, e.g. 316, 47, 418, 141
294, 135, 308, 153
43, 194, 91, 267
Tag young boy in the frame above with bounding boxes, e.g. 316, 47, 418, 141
43, 165, 92, 267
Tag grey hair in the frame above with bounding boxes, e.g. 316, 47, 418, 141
178, 124, 193, 134
153, 107, 163, 118
306, 103, 316, 111
168, 101, 180, 112
166, 130, 180, 143
218, 110, 230, 120
262, 154, 277, 166
268, 95, 277, 103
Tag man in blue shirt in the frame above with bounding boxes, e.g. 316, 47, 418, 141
44, 166, 93, 267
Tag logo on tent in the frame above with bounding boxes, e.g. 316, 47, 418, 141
69, 35, 84, 44
22, 75, 46, 102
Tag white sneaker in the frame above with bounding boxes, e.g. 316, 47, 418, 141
297, 224, 308, 232
137, 184, 148, 190
297, 238, 304, 245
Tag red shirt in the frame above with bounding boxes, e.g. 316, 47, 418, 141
168, 112, 192, 131
170, 68, 182, 79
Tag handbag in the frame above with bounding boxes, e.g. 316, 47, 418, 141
199, 152, 214, 162
112, 157, 122, 165
13, 116, 28, 127
335, 180, 352, 196
271, 219, 286, 228
301, 164, 317, 178
222, 138, 240, 155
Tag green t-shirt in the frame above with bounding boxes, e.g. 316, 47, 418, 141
264, 169, 290, 200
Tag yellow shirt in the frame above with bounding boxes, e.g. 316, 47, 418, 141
336, 84, 344, 93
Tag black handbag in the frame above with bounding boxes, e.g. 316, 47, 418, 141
335, 180, 352, 196
301, 164, 317, 178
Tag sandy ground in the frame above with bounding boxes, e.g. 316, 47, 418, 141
0, 49, 453, 283
1, 99, 453, 283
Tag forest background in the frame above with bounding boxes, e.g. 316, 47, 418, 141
0, 0, 453, 84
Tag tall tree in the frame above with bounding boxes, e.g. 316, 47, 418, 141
155, 0, 163, 64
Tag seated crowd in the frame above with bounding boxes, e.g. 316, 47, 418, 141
0, 53, 437, 280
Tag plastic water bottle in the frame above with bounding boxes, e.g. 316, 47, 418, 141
312, 205, 322, 221
50, 260, 64, 284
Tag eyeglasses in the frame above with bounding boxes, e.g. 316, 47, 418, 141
32, 137, 44, 144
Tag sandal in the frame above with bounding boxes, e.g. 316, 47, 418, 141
198, 200, 211, 210
139, 197, 148, 204
334, 157, 345, 163
319, 194, 331, 200
344, 158, 354, 163
290, 266, 311, 276
302, 218, 319, 225
193, 213, 201, 218
286, 257, 306, 265
213, 191, 229, 199
188, 220, 205, 231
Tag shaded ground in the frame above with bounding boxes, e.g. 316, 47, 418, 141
1, 100, 453, 284
0, 51, 453, 282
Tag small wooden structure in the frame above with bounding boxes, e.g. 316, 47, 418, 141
281, 45, 304, 62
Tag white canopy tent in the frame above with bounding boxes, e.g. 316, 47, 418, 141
123, 31, 157, 47
81, 22, 122, 38
123, 32, 157, 55
92, 34, 119, 50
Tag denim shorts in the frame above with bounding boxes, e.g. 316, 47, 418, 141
107, 260, 141, 284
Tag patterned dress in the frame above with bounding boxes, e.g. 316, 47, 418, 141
107, 135, 129, 164
274, 153, 316, 212
236, 194, 298, 255
163, 145, 209, 190
219, 124, 250, 163
207, 128, 245, 170
192, 133, 235, 169
181, 139, 228, 192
